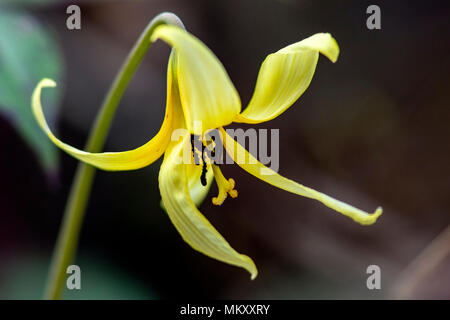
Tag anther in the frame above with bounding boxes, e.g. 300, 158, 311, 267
200, 160, 208, 186
191, 134, 220, 187
190, 134, 202, 165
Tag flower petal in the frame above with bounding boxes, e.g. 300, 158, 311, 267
31, 56, 179, 171
159, 134, 257, 279
186, 163, 214, 206
160, 163, 214, 210
151, 25, 241, 134
220, 128, 382, 225
235, 33, 339, 124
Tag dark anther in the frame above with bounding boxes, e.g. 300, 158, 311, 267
191, 134, 201, 165
191, 133, 217, 185
200, 160, 207, 186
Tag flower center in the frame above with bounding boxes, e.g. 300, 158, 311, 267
190, 134, 238, 205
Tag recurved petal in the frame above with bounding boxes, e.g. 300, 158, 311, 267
31, 74, 174, 170
159, 134, 257, 279
151, 25, 241, 134
235, 33, 339, 124
220, 128, 382, 225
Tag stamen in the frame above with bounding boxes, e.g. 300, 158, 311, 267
200, 139, 216, 186
200, 160, 208, 186
211, 164, 238, 206
190, 134, 203, 165
207, 137, 216, 158
191, 133, 222, 189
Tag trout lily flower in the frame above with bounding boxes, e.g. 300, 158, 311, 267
32, 25, 382, 279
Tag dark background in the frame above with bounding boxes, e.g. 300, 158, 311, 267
1, 0, 449, 299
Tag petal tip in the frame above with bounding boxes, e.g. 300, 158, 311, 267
248, 261, 258, 281
374, 206, 383, 218
360, 206, 383, 226
324, 33, 340, 63
239, 254, 258, 280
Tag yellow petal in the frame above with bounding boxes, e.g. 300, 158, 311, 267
161, 163, 214, 210
186, 163, 214, 206
159, 134, 257, 279
220, 128, 382, 225
235, 33, 339, 124
151, 25, 241, 134
31, 56, 179, 171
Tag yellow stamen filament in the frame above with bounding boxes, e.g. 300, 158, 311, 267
211, 164, 238, 206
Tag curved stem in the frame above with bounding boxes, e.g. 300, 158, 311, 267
44, 12, 185, 300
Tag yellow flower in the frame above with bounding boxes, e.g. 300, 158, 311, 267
32, 25, 382, 280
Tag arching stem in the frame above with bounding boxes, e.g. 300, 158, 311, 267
44, 12, 185, 300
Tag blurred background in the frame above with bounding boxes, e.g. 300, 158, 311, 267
0, 0, 449, 299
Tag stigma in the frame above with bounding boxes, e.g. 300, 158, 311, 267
211, 164, 238, 206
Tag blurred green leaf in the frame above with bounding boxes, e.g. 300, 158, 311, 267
0, 10, 63, 171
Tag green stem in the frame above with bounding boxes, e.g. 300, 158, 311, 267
44, 12, 185, 300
